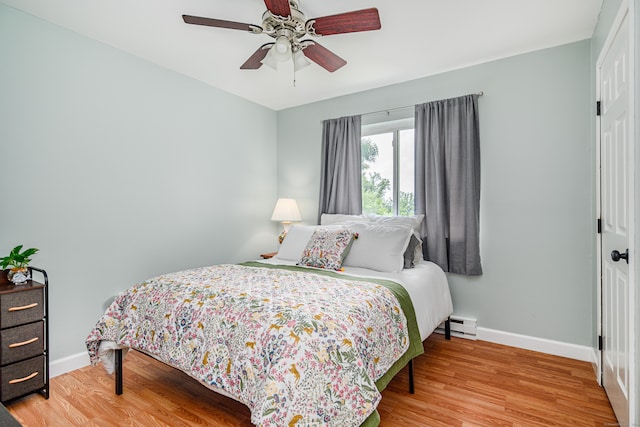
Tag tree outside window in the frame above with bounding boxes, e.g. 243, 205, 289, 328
361, 127, 414, 216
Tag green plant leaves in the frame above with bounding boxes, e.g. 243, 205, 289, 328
0, 245, 39, 269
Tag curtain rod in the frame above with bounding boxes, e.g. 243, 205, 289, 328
361, 91, 484, 118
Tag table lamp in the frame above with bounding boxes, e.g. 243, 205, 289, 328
271, 198, 302, 243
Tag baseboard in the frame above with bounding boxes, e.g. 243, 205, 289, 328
50, 352, 90, 378
476, 327, 598, 363
50, 329, 599, 378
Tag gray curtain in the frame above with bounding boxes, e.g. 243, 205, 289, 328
415, 94, 482, 275
318, 115, 362, 221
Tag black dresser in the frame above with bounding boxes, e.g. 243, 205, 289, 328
0, 267, 49, 403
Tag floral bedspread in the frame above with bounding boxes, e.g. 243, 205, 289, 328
86, 263, 418, 427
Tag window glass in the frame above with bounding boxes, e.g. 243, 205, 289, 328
398, 128, 415, 216
362, 133, 393, 215
361, 125, 414, 216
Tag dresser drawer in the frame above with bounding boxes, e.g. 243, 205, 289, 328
0, 321, 44, 365
0, 288, 44, 329
1, 355, 45, 402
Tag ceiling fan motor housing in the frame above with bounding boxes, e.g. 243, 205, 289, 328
261, 1, 306, 40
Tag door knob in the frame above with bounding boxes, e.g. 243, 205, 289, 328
611, 249, 629, 264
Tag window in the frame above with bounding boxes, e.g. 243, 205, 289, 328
361, 116, 414, 216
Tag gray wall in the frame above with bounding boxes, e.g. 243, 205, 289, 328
277, 40, 593, 346
0, 4, 278, 360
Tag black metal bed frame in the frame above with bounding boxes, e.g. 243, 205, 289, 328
113, 317, 451, 396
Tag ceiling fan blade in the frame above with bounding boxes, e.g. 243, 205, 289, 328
182, 15, 262, 33
240, 44, 273, 69
301, 41, 346, 72
307, 8, 381, 36
264, 0, 291, 18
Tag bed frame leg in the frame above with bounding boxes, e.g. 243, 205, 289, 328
408, 359, 415, 394
445, 317, 451, 340
115, 349, 123, 395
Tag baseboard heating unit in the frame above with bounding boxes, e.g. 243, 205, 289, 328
436, 316, 477, 340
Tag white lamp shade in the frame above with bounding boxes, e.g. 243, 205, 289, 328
271, 36, 292, 62
271, 198, 302, 222
293, 50, 311, 71
261, 50, 278, 70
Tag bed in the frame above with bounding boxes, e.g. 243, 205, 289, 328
86, 215, 453, 427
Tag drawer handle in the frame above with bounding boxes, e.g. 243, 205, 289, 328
8, 371, 38, 384
8, 302, 38, 312
9, 337, 39, 348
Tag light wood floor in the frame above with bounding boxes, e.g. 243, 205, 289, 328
7, 334, 617, 426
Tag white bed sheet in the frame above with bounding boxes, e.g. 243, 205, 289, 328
258, 257, 453, 342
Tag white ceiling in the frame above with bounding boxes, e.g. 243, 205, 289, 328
2, 0, 603, 111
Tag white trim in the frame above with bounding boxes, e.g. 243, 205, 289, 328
628, 0, 636, 422
361, 117, 414, 136
477, 327, 597, 364
594, 15, 604, 385
50, 352, 90, 378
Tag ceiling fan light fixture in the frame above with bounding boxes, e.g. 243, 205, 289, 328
271, 36, 292, 62
293, 50, 310, 71
261, 50, 279, 70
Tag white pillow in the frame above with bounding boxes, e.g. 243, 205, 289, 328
275, 225, 319, 261
320, 213, 424, 231
362, 213, 424, 235
320, 213, 365, 226
275, 225, 342, 261
363, 214, 425, 265
342, 222, 413, 272
321, 213, 425, 266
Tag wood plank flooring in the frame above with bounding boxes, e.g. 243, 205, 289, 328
7, 334, 617, 426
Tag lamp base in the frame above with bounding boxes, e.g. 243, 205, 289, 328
278, 221, 293, 244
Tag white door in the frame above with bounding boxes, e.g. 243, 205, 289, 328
598, 4, 635, 426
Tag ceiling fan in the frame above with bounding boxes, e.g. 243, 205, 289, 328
182, 0, 381, 73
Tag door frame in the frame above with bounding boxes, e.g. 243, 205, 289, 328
595, 0, 636, 423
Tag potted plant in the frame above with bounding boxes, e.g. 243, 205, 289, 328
1, 245, 39, 284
